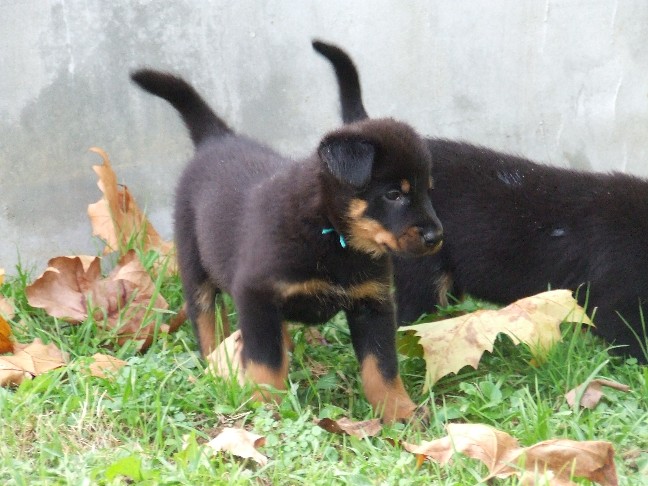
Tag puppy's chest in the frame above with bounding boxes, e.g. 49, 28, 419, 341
276, 254, 391, 324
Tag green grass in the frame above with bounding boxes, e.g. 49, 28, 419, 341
1, 252, 647, 485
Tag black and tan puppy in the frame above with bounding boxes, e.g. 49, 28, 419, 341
130, 68, 443, 421
313, 40, 648, 362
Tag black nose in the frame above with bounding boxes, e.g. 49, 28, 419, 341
421, 227, 443, 247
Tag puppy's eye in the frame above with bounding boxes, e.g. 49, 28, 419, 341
385, 189, 402, 201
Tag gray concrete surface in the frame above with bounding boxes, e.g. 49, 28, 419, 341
2, 1, 648, 273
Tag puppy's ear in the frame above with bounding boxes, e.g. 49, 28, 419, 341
318, 137, 375, 188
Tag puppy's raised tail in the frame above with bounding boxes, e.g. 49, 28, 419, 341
312, 40, 369, 123
130, 69, 232, 146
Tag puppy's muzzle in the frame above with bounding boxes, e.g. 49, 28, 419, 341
398, 225, 444, 256
421, 227, 443, 247
419, 226, 444, 254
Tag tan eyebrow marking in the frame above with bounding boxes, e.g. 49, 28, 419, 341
400, 179, 411, 194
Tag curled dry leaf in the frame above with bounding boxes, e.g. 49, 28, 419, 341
565, 379, 630, 409
26, 251, 169, 352
315, 417, 382, 439
0, 338, 68, 386
403, 423, 618, 486
505, 439, 618, 486
205, 330, 244, 384
0, 316, 13, 354
399, 290, 592, 388
403, 423, 519, 469
206, 427, 267, 466
87, 147, 175, 272
85, 353, 128, 379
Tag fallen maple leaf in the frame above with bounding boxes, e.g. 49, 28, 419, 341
85, 353, 128, 379
0, 338, 68, 386
205, 330, 244, 384
0, 315, 13, 354
0, 268, 12, 322
205, 427, 267, 466
87, 147, 176, 272
26, 251, 169, 351
403, 423, 618, 485
565, 379, 630, 409
25, 255, 102, 322
315, 417, 382, 439
505, 438, 618, 486
399, 290, 592, 388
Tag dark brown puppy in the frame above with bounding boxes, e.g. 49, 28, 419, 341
313, 40, 648, 362
130, 69, 443, 421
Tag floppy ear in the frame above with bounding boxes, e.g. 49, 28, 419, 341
318, 137, 375, 188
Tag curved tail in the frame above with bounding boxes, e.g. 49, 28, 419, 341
130, 69, 232, 146
312, 40, 369, 123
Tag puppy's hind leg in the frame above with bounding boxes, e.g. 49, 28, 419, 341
176, 211, 229, 357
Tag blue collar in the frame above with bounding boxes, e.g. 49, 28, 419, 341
321, 227, 347, 248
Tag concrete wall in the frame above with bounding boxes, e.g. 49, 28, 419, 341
2, 1, 648, 273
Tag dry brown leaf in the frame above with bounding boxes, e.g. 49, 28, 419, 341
403, 423, 520, 469
205, 330, 244, 384
0, 268, 13, 321
403, 423, 618, 485
85, 353, 127, 379
315, 417, 382, 438
0, 295, 15, 321
0, 338, 68, 386
565, 379, 630, 409
26, 255, 103, 321
205, 427, 267, 466
0, 316, 13, 354
0, 320, 11, 354
87, 147, 176, 272
501, 439, 618, 485
26, 251, 169, 352
399, 290, 592, 388
106, 250, 169, 351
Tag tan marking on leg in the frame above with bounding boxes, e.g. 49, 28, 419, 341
361, 354, 417, 423
435, 272, 453, 308
196, 311, 216, 357
428, 175, 434, 189
195, 282, 215, 312
217, 301, 231, 340
400, 179, 411, 194
282, 322, 295, 352
246, 352, 289, 403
